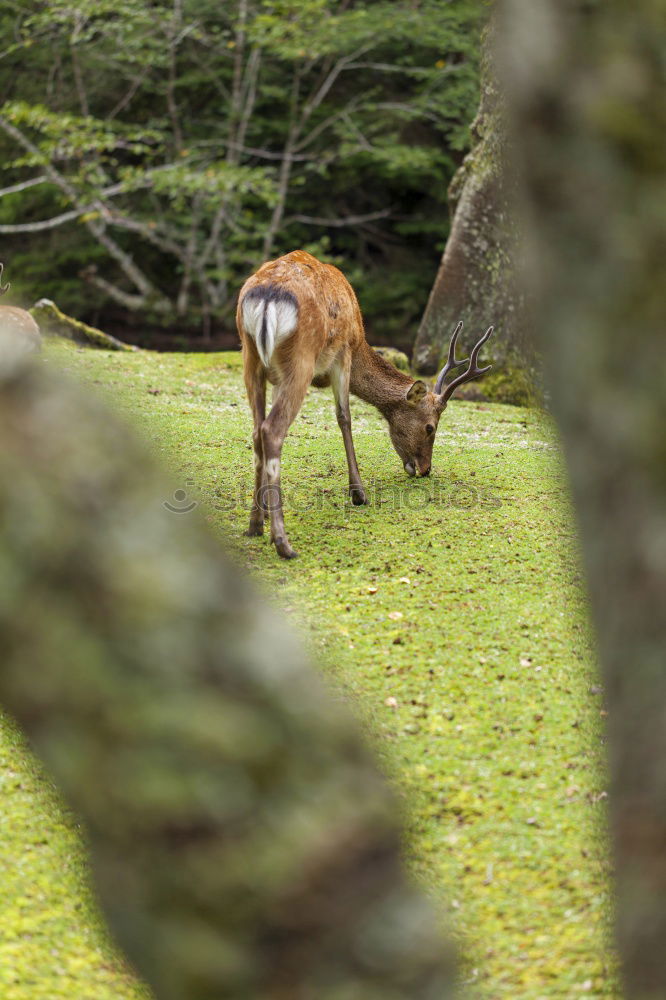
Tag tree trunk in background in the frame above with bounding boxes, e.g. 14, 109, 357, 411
498, 1, 666, 997
412, 25, 528, 383
0, 346, 457, 1000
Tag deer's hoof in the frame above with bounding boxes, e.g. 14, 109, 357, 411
245, 522, 264, 537
273, 536, 298, 559
350, 487, 368, 506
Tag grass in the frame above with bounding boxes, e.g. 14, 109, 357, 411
0, 338, 620, 998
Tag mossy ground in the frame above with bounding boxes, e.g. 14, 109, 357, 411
0, 339, 620, 998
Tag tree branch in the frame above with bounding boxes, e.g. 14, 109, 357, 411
0, 174, 48, 197
284, 208, 392, 228
299, 44, 374, 128
0, 113, 169, 308
0, 207, 91, 233
80, 267, 154, 311
236, 46, 261, 155
166, 0, 184, 153
108, 71, 150, 119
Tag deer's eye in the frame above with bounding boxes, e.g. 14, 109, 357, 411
425, 423, 435, 436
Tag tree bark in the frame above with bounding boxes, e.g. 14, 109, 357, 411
0, 353, 457, 999
413, 26, 528, 379
498, 1, 666, 997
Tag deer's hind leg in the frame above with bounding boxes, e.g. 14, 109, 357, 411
243, 348, 267, 537
261, 361, 314, 559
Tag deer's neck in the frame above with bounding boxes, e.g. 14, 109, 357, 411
349, 340, 412, 418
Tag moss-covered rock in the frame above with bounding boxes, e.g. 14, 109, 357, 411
478, 364, 540, 406
373, 346, 411, 372
30, 299, 135, 351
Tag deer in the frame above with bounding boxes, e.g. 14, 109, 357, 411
237, 250, 492, 559
0, 263, 41, 352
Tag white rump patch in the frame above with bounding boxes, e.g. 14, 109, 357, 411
242, 293, 298, 368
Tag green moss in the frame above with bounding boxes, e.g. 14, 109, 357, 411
29, 300, 134, 351
480, 364, 539, 406
1, 339, 619, 1000
0, 714, 149, 1000
373, 346, 411, 372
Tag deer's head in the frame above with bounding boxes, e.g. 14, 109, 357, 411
387, 323, 493, 477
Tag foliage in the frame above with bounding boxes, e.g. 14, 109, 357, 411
0, 0, 483, 343
3, 336, 618, 998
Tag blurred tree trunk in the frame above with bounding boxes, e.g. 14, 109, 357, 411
497, 1, 666, 997
0, 345, 457, 1000
412, 25, 527, 379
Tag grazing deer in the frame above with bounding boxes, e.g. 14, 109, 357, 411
0, 263, 41, 352
237, 250, 492, 559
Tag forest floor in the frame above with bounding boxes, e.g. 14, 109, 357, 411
0, 339, 620, 999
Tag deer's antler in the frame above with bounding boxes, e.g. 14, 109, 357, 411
433, 321, 469, 395
0, 263, 10, 296
435, 323, 493, 407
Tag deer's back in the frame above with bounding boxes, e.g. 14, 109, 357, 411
237, 251, 366, 376
0, 306, 41, 350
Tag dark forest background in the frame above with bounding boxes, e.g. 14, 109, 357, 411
0, 0, 484, 350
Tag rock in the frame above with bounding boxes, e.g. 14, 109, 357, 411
30, 299, 135, 351
373, 346, 411, 372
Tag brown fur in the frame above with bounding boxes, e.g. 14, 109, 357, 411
236, 251, 445, 559
0, 265, 41, 352
0, 306, 41, 348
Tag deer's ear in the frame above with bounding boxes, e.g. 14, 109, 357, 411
405, 380, 427, 404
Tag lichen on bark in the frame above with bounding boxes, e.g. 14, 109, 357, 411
413, 22, 531, 395
498, 0, 666, 995
0, 351, 457, 1000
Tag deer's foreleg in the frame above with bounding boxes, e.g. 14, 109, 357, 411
332, 355, 368, 506
243, 351, 267, 537
261, 367, 312, 560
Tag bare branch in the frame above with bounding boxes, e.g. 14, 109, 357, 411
299, 44, 375, 128
284, 208, 392, 229
166, 0, 184, 152
293, 97, 364, 153
98, 211, 185, 261
0, 174, 48, 197
108, 71, 150, 119
207, 138, 310, 161
345, 62, 436, 76
0, 207, 90, 233
0, 171, 175, 232
261, 70, 303, 260
70, 12, 90, 116
236, 46, 261, 154
228, 0, 249, 150
341, 112, 374, 151
80, 267, 153, 312
0, 113, 169, 308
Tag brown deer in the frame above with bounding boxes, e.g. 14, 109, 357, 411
237, 250, 492, 559
0, 263, 41, 352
